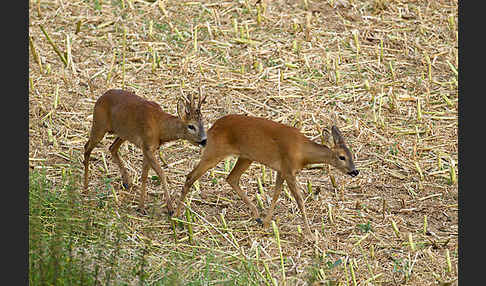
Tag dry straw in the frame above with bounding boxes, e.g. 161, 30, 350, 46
29, 0, 458, 284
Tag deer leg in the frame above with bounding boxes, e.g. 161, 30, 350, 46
83, 125, 107, 193
109, 137, 131, 189
139, 155, 150, 210
226, 158, 260, 223
175, 156, 223, 217
262, 172, 284, 227
142, 146, 170, 214
284, 175, 313, 238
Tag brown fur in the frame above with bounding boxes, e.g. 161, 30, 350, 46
175, 114, 358, 239
83, 89, 207, 213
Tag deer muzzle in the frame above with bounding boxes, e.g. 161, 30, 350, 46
348, 169, 359, 177
198, 138, 207, 146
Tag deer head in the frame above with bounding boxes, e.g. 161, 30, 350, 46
177, 86, 208, 146
321, 125, 359, 177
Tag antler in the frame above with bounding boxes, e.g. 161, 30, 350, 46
189, 92, 195, 112
178, 85, 190, 105
197, 86, 207, 112
181, 83, 198, 112
178, 82, 207, 118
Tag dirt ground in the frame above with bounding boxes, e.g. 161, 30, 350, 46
29, 0, 457, 284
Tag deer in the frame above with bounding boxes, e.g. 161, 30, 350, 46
173, 114, 358, 240
83, 88, 207, 214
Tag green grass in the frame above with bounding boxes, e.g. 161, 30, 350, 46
29, 0, 458, 284
29, 168, 98, 285
29, 167, 270, 285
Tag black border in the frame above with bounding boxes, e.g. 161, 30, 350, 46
9, 0, 29, 284
21, 1, 465, 284
458, 1, 475, 285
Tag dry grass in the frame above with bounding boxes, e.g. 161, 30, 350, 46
29, 0, 457, 285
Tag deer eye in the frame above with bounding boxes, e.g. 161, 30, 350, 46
187, 125, 196, 131
339, 156, 346, 161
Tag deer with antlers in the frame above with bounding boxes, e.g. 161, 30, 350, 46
174, 114, 358, 239
83, 88, 207, 214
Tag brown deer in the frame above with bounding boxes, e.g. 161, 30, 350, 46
83, 88, 207, 214
174, 114, 358, 239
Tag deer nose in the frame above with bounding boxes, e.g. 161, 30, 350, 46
348, 170, 359, 177
199, 139, 207, 146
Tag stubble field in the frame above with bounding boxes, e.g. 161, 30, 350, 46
29, 0, 458, 285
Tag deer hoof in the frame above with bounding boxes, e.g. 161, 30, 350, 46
255, 218, 263, 225
122, 183, 130, 189
167, 209, 174, 217
136, 207, 148, 216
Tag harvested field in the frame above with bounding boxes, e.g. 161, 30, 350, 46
29, 0, 458, 285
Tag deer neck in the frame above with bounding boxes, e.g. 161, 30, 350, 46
301, 140, 334, 166
159, 114, 186, 142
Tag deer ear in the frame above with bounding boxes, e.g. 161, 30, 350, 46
177, 98, 188, 121
321, 128, 333, 147
331, 125, 345, 146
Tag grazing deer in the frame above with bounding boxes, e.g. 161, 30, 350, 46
174, 114, 358, 239
83, 88, 207, 214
